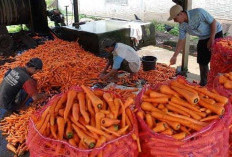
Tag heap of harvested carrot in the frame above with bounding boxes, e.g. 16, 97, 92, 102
105, 87, 139, 100
219, 72, 232, 89
31, 85, 140, 156
137, 78, 228, 140
0, 106, 40, 156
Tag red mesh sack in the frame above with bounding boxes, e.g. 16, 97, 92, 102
26, 87, 138, 157
208, 37, 232, 88
136, 77, 232, 157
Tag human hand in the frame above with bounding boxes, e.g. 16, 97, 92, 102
170, 55, 177, 65
207, 37, 215, 50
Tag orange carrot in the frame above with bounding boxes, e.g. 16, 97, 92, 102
113, 98, 121, 119
65, 120, 74, 139
159, 85, 180, 97
64, 90, 77, 121
57, 116, 65, 140
77, 92, 90, 123
145, 113, 154, 129
55, 93, 67, 114
150, 91, 170, 98
58, 108, 64, 117
101, 118, 120, 127
172, 132, 187, 140
103, 93, 116, 118
85, 125, 111, 139
198, 99, 225, 116
50, 97, 60, 126
161, 128, 174, 135
95, 112, 105, 129
68, 138, 77, 147
36, 106, 51, 130
72, 103, 80, 122
124, 97, 134, 108
136, 111, 145, 120
95, 136, 107, 147
101, 126, 121, 137
200, 115, 220, 122
117, 125, 129, 135
142, 97, 169, 104
153, 122, 167, 132
141, 102, 162, 112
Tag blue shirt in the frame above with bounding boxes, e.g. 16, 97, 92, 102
112, 55, 124, 70
179, 8, 222, 40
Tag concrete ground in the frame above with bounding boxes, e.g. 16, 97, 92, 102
137, 45, 200, 83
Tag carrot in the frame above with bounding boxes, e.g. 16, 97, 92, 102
151, 111, 203, 131
132, 133, 141, 152
145, 113, 154, 129
50, 97, 60, 126
36, 106, 51, 130
161, 128, 174, 135
81, 85, 103, 111
100, 110, 110, 114
168, 102, 201, 120
107, 124, 119, 132
170, 80, 198, 95
172, 132, 187, 140
159, 85, 180, 97
72, 103, 80, 122
103, 93, 117, 118
150, 91, 170, 98
191, 86, 228, 104
224, 81, 232, 89
142, 97, 169, 104
153, 122, 167, 132
180, 126, 190, 135
198, 99, 225, 116
93, 90, 104, 97
65, 120, 74, 139
101, 118, 120, 127
73, 133, 80, 143
137, 111, 145, 120
163, 120, 180, 131
199, 96, 216, 105
79, 116, 88, 126
64, 90, 77, 121
166, 104, 190, 117
141, 102, 162, 112
117, 125, 129, 135
85, 125, 111, 139
157, 104, 165, 109
78, 92, 90, 123
95, 136, 107, 147
58, 108, 64, 117
113, 98, 121, 119
87, 96, 95, 116
55, 93, 67, 114
68, 138, 77, 147
171, 86, 199, 105
124, 97, 134, 108
50, 124, 57, 139
72, 124, 96, 148
38, 114, 51, 135
171, 97, 201, 112
205, 109, 212, 114
101, 126, 121, 137
95, 112, 105, 129
7, 143, 17, 154
125, 108, 134, 129
57, 117, 66, 140
200, 115, 220, 122
219, 75, 229, 84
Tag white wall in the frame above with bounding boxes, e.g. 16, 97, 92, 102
78, 0, 232, 22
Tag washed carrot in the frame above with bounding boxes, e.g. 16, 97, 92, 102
81, 85, 103, 111
199, 96, 216, 105
200, 115, 219, 122
87, 96, 95, 116
50, 97, 60, 126
72, 124, 96, 148
93, 90, 104, 97
161, 128, 174, 135
224, 81, 232, 89
150, 91, 170, 98
95, 112, 105, 129
137, 111, 145, 120
172, 132, 187, 140
159, 85, 179, 97
125, 108, 134, 129
65, 120, 74, 139
141, 102, 163, 112
151, 111, 203, 131
166, 104, 190, 117
168, 102, 201, 120
68, 138, 77, 147
163, 120, 180, 131
85, 125, 111, 139
113, 98, 121, 119
170, 80, 198, 95
142, 97, 169, 104
50, 124, 57, 139
219, 75, 229, 84
58, 108, 64, 117
38, 114, 51, 135
157, 104, 165, 109
171, 86, 199, 105
124, 97, 134, 108
73, 134, 80, 143
95, 136, 107, 147
180, 126, 190, 135
153, 122, 167, 132
72, 103, 80, 122
198, 99, 225, 116
101, 126, 121, 137
79, 116, 88, 126
117, 125, 129, 135
78, 92, 90, 123
36, 106, 51, 130
103, 93, 115, 113
107, 124, 119, 132
57, 116, 65, 140
64, 90, 77, 121
170, 97, 201, 113
55, 93, 67, 114
101, 118, 120, 127
145, 113, 154, 129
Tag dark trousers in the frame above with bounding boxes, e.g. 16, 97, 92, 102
108, 54, 132, 73
197, 31, 223, 86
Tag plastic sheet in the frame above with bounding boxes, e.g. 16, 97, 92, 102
136, 77, 231, 157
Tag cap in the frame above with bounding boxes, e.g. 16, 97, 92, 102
168, 5, 183, 21
28, 58, 43, 70
101, 38, 116, 48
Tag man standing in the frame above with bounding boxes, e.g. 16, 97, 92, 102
169, 5, 223, 86
100, 39, 141, 81
0, 58, 46, 117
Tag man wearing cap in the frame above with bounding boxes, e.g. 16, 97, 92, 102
168, 5, 223, 86
0, 58, 46, 117
100, 39, 141, 81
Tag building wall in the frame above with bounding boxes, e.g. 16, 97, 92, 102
78, 0, 232, 22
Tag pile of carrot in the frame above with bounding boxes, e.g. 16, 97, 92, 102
218, 72, 232, 89
137, 78, 228, 140
105, 87, 139, 100
0, 106, 39, 156
31, 85, 140, 156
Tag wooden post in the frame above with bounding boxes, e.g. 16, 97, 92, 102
181, 0, 192, 72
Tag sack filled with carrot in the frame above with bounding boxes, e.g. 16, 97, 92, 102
26, 86, 139, 157
135, 76, 231, 157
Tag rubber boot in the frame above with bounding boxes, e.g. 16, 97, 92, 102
199, 64, 209, 86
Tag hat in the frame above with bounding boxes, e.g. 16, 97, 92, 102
168, 5, 183, 21
101, 38, 116, 48
28, 58, 43, 70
